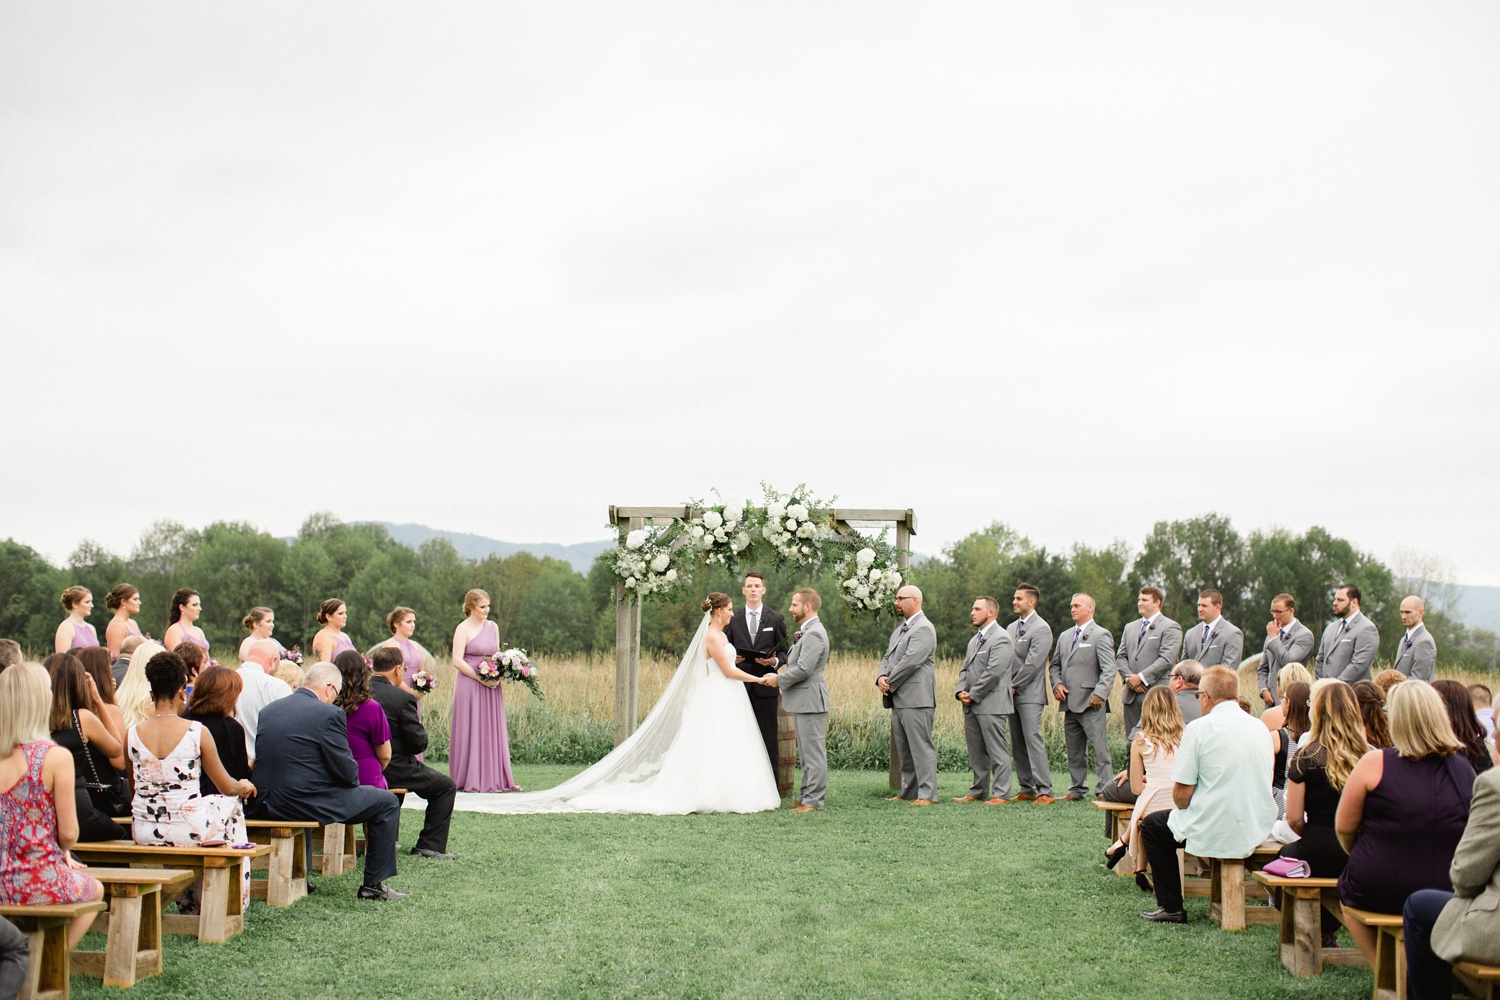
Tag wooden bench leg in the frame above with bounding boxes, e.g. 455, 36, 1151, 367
1210, 859, 1247, 931
1372, 925, 1403, 1000
321, 823, 346, 877
266, 832, 308, 906
1289, 889, 1321, 976
20, 917, 69, 1000
198, 868, 230, 943
102, 889, 143, 987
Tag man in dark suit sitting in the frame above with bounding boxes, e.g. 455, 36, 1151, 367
369, 646, 455, 859
249, 661, 409, 900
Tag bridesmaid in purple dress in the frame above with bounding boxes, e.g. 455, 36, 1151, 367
378, 606, 430, 696
54, 587, 100, 654
448, 589, 520, 793
311, 599, 357, 663
163, 589, 210, 654
104, 584, 146, 659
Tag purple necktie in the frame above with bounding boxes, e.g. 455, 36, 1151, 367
1279, 628, 1287, 642
1017, 621, 1026, 639
1201, 625, 1211, 645
1138, 621, 1149, 643
977, 633, 987, 648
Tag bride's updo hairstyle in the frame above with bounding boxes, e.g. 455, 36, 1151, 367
701, 593, 730, 614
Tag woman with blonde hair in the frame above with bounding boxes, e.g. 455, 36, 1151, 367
54, 586, 100, 653
1337, 680, 1476, 966
116, 640, 166, 729
1262, 663, 1314, 733
1106, 686, 1183, 892
1279, 681, 1368, 945
448, 589, 520, 793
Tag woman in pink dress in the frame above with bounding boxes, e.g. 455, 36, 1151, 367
378, 606, 431, 696
448, 589, 520, 792
54, 586, 100, 653
163, 588, 210, 654
312, 599, 357, 663
0, 662, 104, 949
1107, 686, 1184, 892
104, 584, 146, 658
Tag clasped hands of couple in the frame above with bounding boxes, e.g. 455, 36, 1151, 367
737, 654, 779, 688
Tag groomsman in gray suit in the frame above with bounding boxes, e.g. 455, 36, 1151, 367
1393, 595, 1437, 681
1315, 584, 1380, 683
1181, 590, 1243, 671
1116, 587, 1182, 740
876, 585, 938, 805
1006, 584, 1055, 803
768, 588, 830, 812
1049, 593, 1116, 801
952, 596, 1015, 805
1258, 593, 1315, 706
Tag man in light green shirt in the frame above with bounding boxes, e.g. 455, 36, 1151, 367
1137, 665, 1277, 923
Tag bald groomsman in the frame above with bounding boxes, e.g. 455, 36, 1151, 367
1315, 583, 1380, 683
1116, 587, 1182, 740
876, 585, 938, 806
1181, 590, 1242, 672
1049, 593, 1116, 802
952, 596, 1015, 805
1393, 595, 1437, 681
1258, 593, 1315, 706
1006, 584, 1055, 803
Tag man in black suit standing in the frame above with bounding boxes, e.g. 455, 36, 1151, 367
249, 662, 408, 901
369, 646, 455, 859
722, 571, 787, 772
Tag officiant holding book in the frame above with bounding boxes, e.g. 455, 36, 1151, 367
724, 572, 788, 771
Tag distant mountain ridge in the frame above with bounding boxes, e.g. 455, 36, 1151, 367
365, 522, 612, 574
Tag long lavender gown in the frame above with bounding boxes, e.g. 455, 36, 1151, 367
69, 622, 100, 649
448, 620, 519, 792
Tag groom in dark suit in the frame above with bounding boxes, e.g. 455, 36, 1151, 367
723, 571, 788, 772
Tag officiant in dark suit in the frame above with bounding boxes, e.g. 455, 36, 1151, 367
723, 571, 788, 771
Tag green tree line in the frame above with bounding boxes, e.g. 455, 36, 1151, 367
3, 512, 1495, 670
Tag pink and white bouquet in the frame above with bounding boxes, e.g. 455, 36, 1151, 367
491, 647, 543, 699
474, 658, 501, 682
283, 645, 304, 665
410, 670, 435, 695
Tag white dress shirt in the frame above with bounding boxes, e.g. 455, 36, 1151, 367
236, 664, 293, 759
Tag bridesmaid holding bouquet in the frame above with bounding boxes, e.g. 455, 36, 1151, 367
378, 606, 431, 697
448, 589, 520, 793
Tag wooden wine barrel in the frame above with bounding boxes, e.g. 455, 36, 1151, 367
776, 705, 796, 796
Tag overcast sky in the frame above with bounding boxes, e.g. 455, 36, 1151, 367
3, 3, 1497, 586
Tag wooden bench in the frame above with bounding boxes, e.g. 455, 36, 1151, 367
1252, 872, 1366, 977
69, 841, 270, 943
71, 868, 195, 988
1341, 906, 1404, 1000
1093, 799, 1133, 841
310, 823, 357, 876
245, 819, 318, 906
1183, 842, 1282, 930
0, 900, 107, 1000
1454, 960, 1500, 999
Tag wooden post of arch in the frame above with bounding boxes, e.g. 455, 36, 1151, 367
608, 505, 918, 768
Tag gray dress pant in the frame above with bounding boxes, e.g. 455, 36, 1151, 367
963, 712, 1013, 799
1062, 705, 1111, 798
1121, 698, 1143, 744
792, 713, 828, 808
892, 707, 937, 801
1009, 702, 1052, 796
0, 915, 27, 1000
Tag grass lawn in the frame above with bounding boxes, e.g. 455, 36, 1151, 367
71, 764, 1374, 999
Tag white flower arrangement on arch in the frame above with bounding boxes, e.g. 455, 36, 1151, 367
833, 534, 905, 619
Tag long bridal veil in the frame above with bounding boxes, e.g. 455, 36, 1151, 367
456, 613, 716, 814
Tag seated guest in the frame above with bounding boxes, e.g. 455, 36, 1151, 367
1354, 680, 1393, 750
0, 638, 21, 674
1432, 679, 1495, 775
334, 651, 391, 789
1374, 668, 1408, 700
235, 639, 293, 761
129, 651, 255, 912
1107, 686, 1182, 889
369, 646, 456, 858
1280, 681, 1368, 945
273, 659, 305, 690
1261, 663, 1314, 733
1402, 728, 1500, 1000
1337, 680, 1476, 966
248, 662, 407, 901
0, 662, 105, 949
1280, 681, 1313, 747
1102, 660, 1203, 811
44, 653, 128, 841
1470, 684, 1495, 742
1138, 666, 1278, 923
182, 666, 251, 798
76, 647, 127, 742
1, 913, 27, 1000
116, 640, 165, 729
112, 634, 144, 686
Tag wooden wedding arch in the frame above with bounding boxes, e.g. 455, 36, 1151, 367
608, 504, 917, 788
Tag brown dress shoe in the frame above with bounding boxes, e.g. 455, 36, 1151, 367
1061, 793, 1084, 801
951, 795, 982, 803
1032, 794, 1058, 805
1013, 792, 1037, 801
884, 795, 907, 802
983, 797, 1012, 805
910, 799, 937, 806
791, 804, 821, 813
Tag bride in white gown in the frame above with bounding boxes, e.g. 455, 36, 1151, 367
459, 593, 781, 815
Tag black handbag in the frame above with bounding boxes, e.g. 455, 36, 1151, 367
73, 711, 131, 816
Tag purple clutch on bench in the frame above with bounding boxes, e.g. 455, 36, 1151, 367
1262, 857, 1310, 878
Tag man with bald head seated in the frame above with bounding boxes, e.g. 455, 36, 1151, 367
235, 639, 292, 759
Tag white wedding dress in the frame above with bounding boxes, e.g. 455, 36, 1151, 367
453, 614, 780, 815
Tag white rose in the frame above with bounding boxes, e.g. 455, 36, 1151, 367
625, 576, 637, 588
889, 571, 903, 586
625, 530, 647, 550
856, 547, 875, 567
703, 510, 723, 530
713, 528, 727, 542
785, 518, 797, 531
650, 553, 670, 573
868, 567, 882, 581
698, 535, 714, 549
665, 568, 677, 582
855, 585, 870, 599
690, 525, 705, 538
787, 503, 808, 521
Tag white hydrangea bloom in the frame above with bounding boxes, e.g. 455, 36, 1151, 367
650, 553, 670, 573
625, 530, 647, 550
787, 503, 809, 521
703, 510, 724, 530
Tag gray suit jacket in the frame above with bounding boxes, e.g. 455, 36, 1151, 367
878, 612, 936, 709
1315, 612, 1380, 683
1116, 615, 1182, 704
1007, 614, 1053, 706
779, 618, 829, 714
1434, 767, 1500, 965
1391, 623, 1437, 682
954, 622, 1014, 716
1048, 621, 1116, 713
1182, 618, 1243, 670
1259, 620, 1315, 695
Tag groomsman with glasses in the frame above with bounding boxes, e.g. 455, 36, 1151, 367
1180, 589, 1243, 671
1315, 583, 1380, 683
1393, 595, 1437, 681
1006, 584, 1054, 803
1259, 593, 1314, 706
